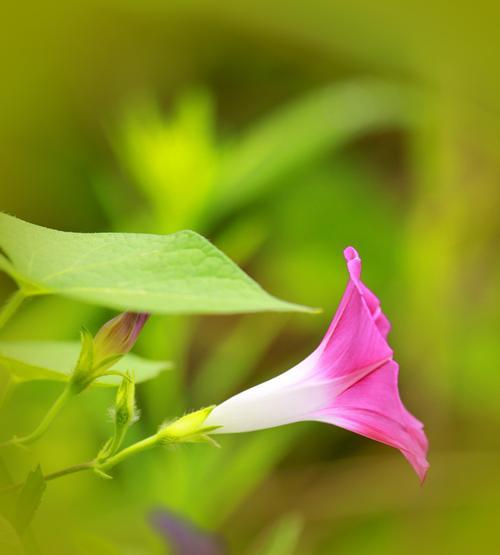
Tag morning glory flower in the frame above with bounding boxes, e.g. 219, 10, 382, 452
205, 247, 429, 481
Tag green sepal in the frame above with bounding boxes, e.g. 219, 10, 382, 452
93, 467, 113, 480
157, 406, 219, 444
69, 327, 95, 393
92, 355, 125, 375
185, 433, 221, 448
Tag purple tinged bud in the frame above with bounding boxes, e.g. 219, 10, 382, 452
93, 312, 150, 367
70, 312, 150, 393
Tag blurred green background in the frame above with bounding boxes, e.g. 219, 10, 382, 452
1, 1, 500, 553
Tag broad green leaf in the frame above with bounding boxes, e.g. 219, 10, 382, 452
0, 515, 23, 555
0, 341, 170, 386
14, 466, 46, 535
0, 213, 313, 314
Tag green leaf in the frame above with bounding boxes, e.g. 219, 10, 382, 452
0, 341, 170, 386
0, 515, 24, 555
0, 213, 313, 314
14, 465, 46, 535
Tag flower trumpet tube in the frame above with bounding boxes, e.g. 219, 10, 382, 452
205, 247, 429, 481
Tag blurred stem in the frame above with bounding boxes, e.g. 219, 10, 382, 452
0, 289, 26, 332
0, 385, 74, 448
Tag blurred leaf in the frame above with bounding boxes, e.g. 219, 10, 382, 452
0, 514, 23, 555
197, 427, 302, 526
0, 365, 15, 408
193, 316, 286, 404
0, 341, 170, 386
0, 213, 313, 314
116, 91, 219, 232
14, 465, 46, 535
247, 514, 303, 555
215, 79, 417, 219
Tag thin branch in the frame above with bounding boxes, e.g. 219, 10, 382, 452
0, 461, 94, 495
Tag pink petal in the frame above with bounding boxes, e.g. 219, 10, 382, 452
315, 248, 392, 382
343, 246, 391, 338
313, 360, 429, 482
313, 247, 428, 480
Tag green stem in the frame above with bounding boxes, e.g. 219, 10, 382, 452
97, 433, 160, 472
103, 427, 128, 460
0, 435, 160, 494
1, 410, 214, 492
1, 385, 74, 448
0, 289, 26, 332
44, 461, 94, 482
0, 462, 94, 495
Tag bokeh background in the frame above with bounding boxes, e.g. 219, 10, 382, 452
1, 1, 500, 553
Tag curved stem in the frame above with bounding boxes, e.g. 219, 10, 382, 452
1, 385, 74, 448
0, 289, 26, 332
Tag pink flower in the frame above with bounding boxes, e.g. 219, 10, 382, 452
205, 247, 429, 481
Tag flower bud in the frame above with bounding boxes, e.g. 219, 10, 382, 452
70, 312, 149, 393
98, 372, 138, 461
93, 312, 150, 371
114, 371, 138, 430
